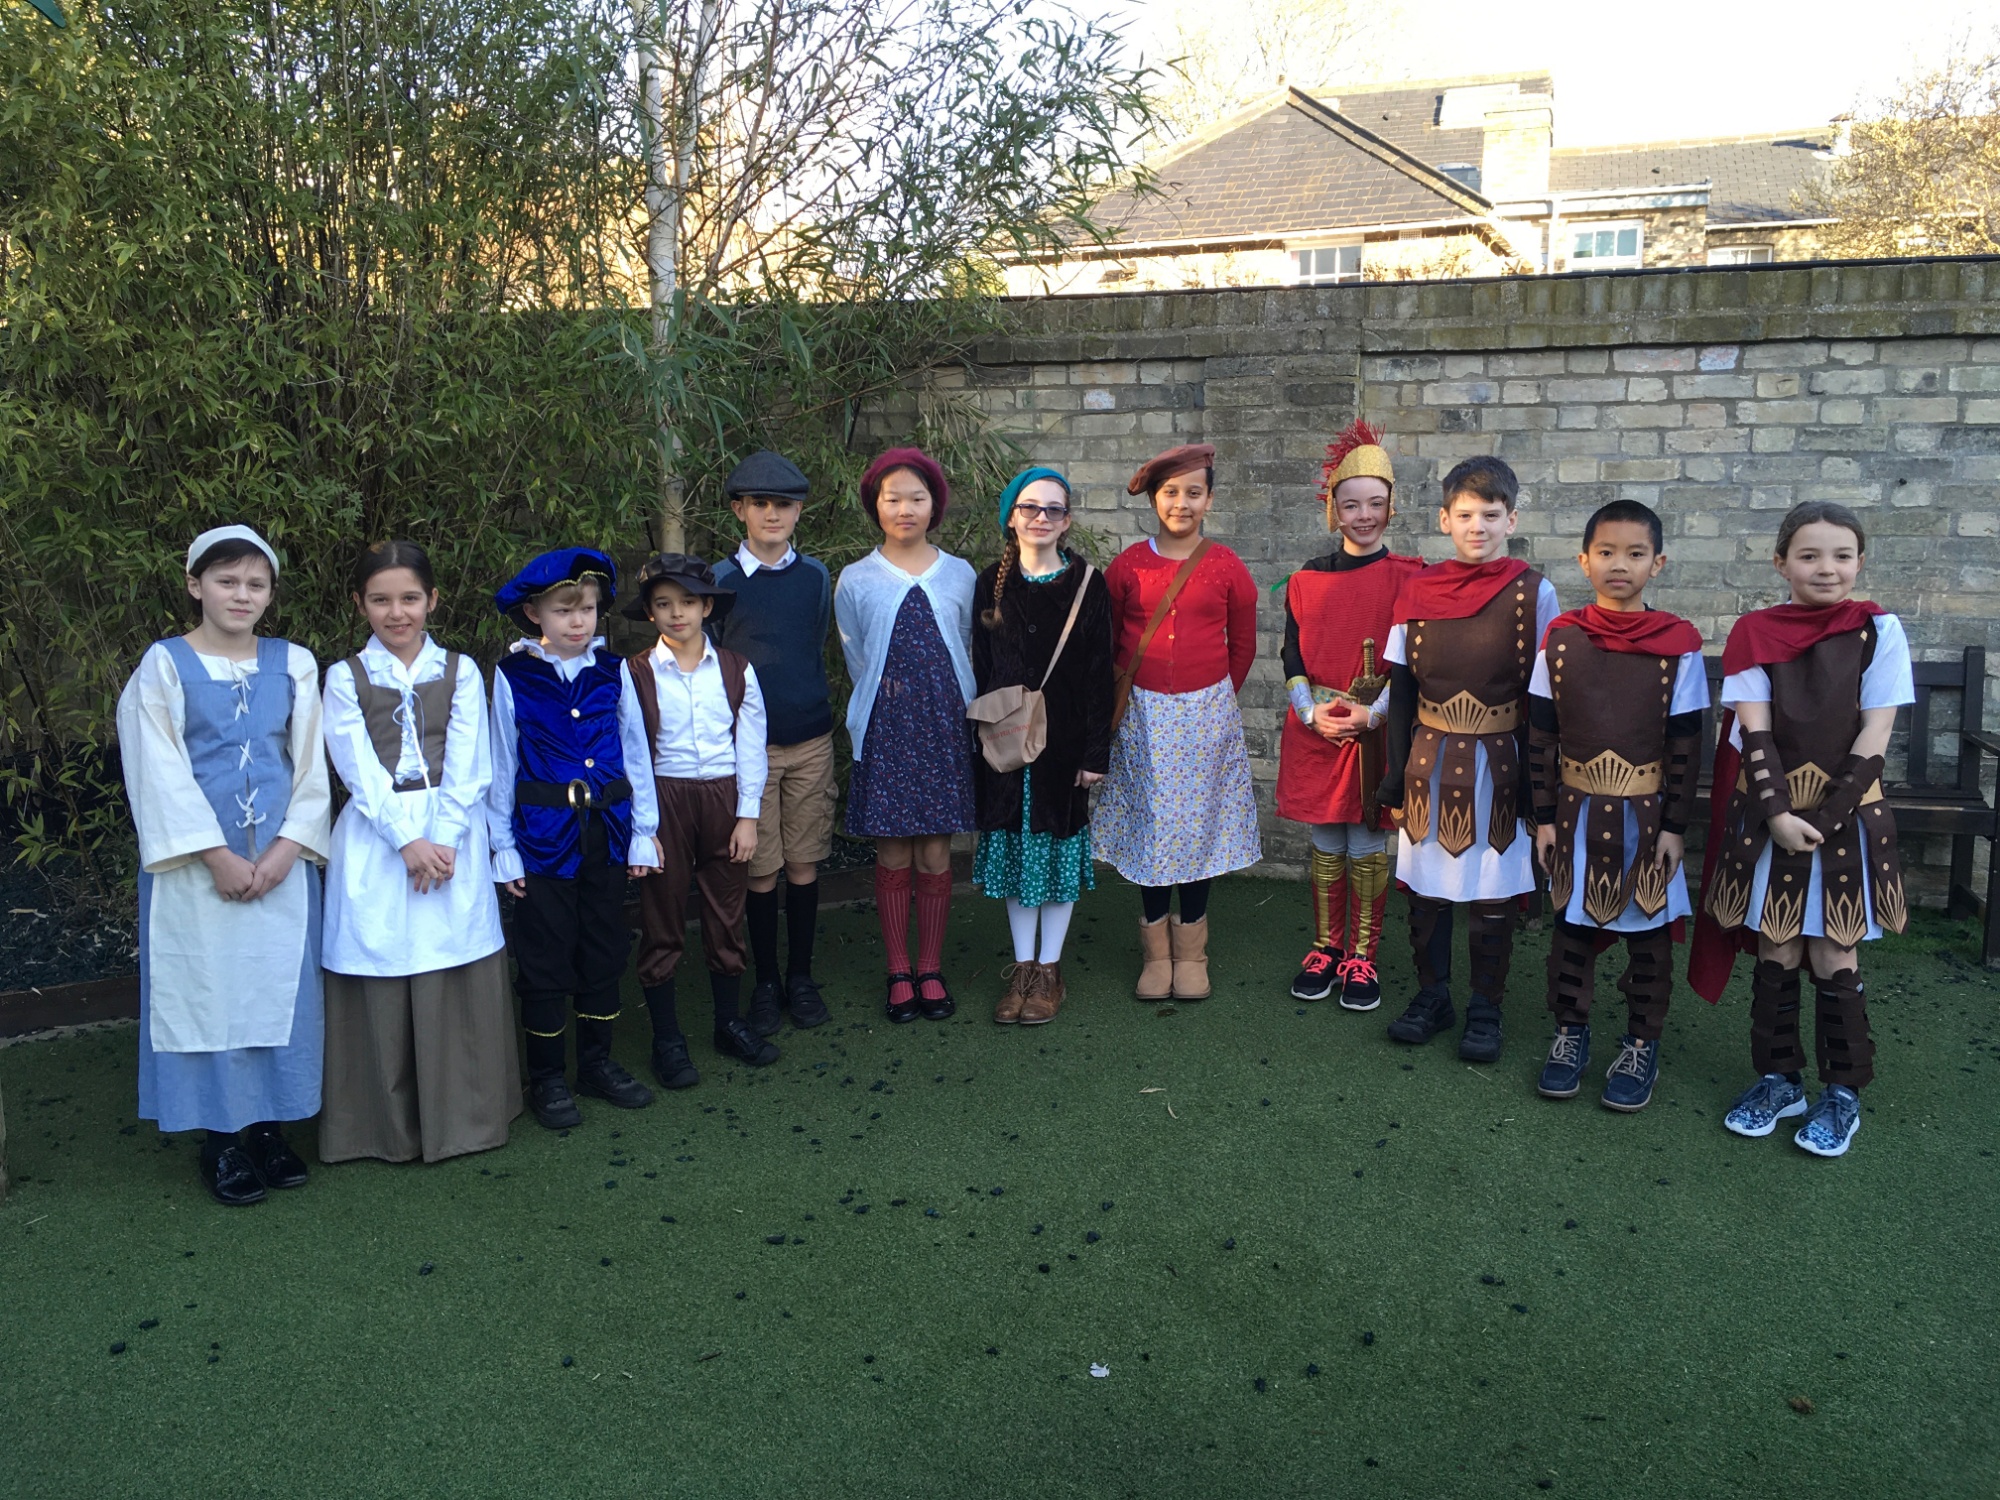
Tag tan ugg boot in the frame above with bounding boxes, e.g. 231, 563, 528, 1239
1136, 918, 1173, 1000
1020, 962, 1063, 1025
994, 962, 1036, 1025
1169, 915, 1211, 1000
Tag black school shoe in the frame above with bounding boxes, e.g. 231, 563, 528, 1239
199, 1143, 267, 1207
1458, 996, 1505, 1063
917, 972, 956, 1021
527, 1077, 584, 1130
576, 1058, 655, 1109
885, 972, 921, 1024
1386, 986, 1457, 1045
748, 979, 786, 1038
715, 1017, 781, 1066
786, 973, 831, 1029
651, 1035, 700, 1091
239, 1124, 309, 1189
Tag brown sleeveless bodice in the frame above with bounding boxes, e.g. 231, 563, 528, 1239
346, 652, 460, 791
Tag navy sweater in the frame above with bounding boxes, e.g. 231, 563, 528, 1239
709, 553, 835, 747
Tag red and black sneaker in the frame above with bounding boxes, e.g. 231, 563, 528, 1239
1335, 954, 1382, 1012
1290, 945, 1344, 1002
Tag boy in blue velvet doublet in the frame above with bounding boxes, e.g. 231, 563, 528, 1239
487, 548, 662, 1129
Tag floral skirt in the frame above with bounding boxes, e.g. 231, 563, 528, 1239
974, 766, 1095, 906
1095, 678, 1262, 887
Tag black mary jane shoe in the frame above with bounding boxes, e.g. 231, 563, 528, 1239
748, 979, 786, 1038
200, 1144, 267, 1207
884, 971, 921, 1025
527, 1077, 584, 1130
239, 1125, 309, 1190
651, 1035, 701, 1091
576, 1058, 656, 1109
916, 971, 956, 1021
786, 973, 831, 1030
714, 1018, 782, 1067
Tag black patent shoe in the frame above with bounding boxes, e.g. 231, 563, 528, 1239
200, 1144, 267, 1207
1386, 986, 1457, 1045
714, 1018, 781, 1066
786, 973, 831, 1029
884, 972, 920, 1024
528, 1077, 584, 1130
240, 1124, 308, 1189
916, 972, 956, 1021
651, 1035, 700, 1091
748, 979, 785, 1038
576, 1058, 655, 1109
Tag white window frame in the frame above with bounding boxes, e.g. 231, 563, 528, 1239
1293, 244, 1364, 286
1707, 245, 1774, 266
1568, 220, 1644, 269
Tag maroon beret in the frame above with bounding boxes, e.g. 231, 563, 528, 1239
1127, 443, 1216, 497
859, 447, 950, 529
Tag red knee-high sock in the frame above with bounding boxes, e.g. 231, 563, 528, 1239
875, 864, 913, 973
914, 869, 953, 975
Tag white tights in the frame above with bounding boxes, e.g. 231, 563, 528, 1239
1006, 898, 1075, 964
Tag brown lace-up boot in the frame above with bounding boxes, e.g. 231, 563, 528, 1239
1020, 962, 1064, 1025
994, 961, 1037, 1025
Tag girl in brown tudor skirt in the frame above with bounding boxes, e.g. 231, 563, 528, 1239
1690, 501, 1914, 1159
318, 542, 519, 1163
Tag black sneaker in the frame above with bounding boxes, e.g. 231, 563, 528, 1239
786, 973, 831, 1029
1290, 946, 1342, 1001
748, 979, 785, 1038
1386, 987, 1456, 1045
527, 1077, 583, 1130
239, 1124, 308, 1189
199, 1144, 267, 1206
1335, 955, 1383, 1012
651, 1035, 700, 1091
715, 1018, 781, 1066
575, 1058, 655, 1109
1459, 996, 1505, 1064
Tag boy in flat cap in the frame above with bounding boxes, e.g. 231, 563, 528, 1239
628, 553, 777, 1080
488, 548, 662, 1129
709, 452, 837, 1036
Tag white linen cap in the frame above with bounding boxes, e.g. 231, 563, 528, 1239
185, 524, 280, 577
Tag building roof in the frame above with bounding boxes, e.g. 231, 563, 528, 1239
1089, 89, 1493, 247
1306, 72, 1555, 172
1551, 132, 1833, 223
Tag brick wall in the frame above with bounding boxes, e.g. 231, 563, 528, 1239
930, 258, 2000, 895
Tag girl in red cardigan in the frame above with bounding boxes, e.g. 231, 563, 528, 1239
1096, 443, 1262, 1001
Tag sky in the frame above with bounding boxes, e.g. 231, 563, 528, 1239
1102, 0, 1995, 146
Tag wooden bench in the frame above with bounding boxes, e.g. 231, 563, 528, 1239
1692, 647, 2000, 966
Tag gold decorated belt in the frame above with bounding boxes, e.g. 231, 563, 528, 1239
1560, 751, 1661, 798
1734, 761, 1883, 812
1417, 692, 1520, 736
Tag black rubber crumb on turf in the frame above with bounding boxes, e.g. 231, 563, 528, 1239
1481, 1274, 1503, 1285
1254, 1378, 1266, 1392
1086, 1231, 1100, 1243
1512, 1304, 1528, 1314
1307, 1363, 1319, 1376
736, 1291, 747, 1300
863, 1355, 874, 1363
1538, 1481, 1553, 1490
138, 1318, 158, 1330
1223, 1238, 1236, 1250
600, 1258, 612, 1267
765, 1235, 786, 1245
1362, 1331, 1374, 1345
419, 1262, 434, 1276
1564, 1219, 1577, 1229
109, 1342, 125, 1355
1038, 1263, 1050, 1273
562, 1355, 574, 1367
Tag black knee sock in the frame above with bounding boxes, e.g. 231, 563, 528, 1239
644, 978, 682, 1045
1141, 885, 1173, 924
746, 886, 782, 987
1177, 880, 1211, 924
785, 879, 820, 978
711, 970, 742, 1027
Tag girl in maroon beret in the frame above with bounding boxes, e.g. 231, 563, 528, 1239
1096, 444, 1262, 1001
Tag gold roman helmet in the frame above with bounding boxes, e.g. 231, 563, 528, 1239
1320, 419, 1396, 529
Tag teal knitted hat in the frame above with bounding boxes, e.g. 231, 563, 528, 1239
997, 466, 1071, 529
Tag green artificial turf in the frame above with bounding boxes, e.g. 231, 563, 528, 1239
3, 878, 1997, 1499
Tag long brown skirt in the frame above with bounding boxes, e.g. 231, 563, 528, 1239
320, 950, 521, 1164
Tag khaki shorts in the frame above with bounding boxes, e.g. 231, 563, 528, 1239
750, 732, 838, 880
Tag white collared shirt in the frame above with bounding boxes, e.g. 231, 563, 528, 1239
734, 541, 797, 577
647, 637, 768, 816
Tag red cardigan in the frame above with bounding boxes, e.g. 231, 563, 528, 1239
1104, 539, 1258, 695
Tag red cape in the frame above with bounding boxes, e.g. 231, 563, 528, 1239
1685, 599, 1887, 1002
1393, 556, 1528, 624
1542, 603, 1703, 657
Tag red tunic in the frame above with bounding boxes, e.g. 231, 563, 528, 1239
1275, 553, 1423, 825
1105, 541, 1258, 695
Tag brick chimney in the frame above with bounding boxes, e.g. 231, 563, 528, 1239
1480, 95, 1553, 204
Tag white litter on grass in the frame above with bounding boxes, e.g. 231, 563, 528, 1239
1089, 1363, 1110, 1378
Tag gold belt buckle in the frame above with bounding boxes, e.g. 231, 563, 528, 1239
566, 778, 592, 811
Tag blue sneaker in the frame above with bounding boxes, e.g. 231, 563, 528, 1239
1600, 1035, 1659, 1113
1723, 1073, 1808, 1138
1794, 1084, 1862, 1158
1536, 1025, 1590, 1099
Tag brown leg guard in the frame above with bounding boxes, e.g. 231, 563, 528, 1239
1544, 919, 1598, 1029
1617, 926, 1673, 1042
1468, 900, 1515, 1001
1811, 966, 1875, 1090
1310, 849, 1348, 952
1749, 959, 1805, 1078
1407, 893, 1451, 991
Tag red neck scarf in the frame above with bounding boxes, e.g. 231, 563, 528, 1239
1543, 603, 1703, 657
1720, 600, 1885, 675
1394, 556, 1528, 623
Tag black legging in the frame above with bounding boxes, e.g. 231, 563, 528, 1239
1139, 880, 1210, 924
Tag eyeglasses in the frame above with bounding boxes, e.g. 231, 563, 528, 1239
1014, 503, 1070, 522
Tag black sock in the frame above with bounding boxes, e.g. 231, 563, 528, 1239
644, 979, 682, 1046
711, 970, 742, 1027
1177, 880, 1211, 924
1141, 885, 1172, 924
784, 878, 820, 978
746, 886, 782, 987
